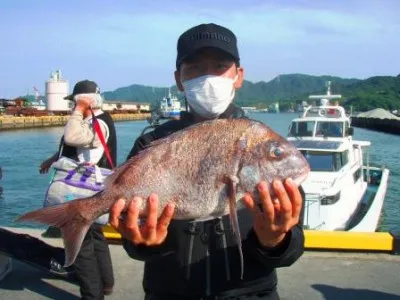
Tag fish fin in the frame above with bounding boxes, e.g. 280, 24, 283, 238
226, 175, 244, 280
17, 198, 96, 267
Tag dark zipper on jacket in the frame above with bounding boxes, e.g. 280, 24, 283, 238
186, 221, 197, 280
218, 220, 231, 281
205, 247, 211, 296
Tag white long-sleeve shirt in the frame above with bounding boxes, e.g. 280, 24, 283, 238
63, 110, 109, 164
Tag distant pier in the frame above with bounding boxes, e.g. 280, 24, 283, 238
0, 113, 151, 131
351, 117, 400, 135
351, 108, 400, 135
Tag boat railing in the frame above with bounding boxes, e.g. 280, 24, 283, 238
366, 148, 370, 183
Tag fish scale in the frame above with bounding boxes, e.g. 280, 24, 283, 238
18, 118, 310, 280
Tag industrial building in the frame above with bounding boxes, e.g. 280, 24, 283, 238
45, 70, 70, 112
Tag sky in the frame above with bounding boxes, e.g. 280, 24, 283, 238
0, 0, 399, 98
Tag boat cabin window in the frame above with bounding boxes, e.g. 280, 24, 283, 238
289, 121, 315, 137
301, 151, 335, 171
315, 121, 343, 137
300, 150, 348, 172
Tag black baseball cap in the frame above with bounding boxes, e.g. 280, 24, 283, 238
176, 23, 240, 69
64, 80, 100, 100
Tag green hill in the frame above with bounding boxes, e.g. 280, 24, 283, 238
102, 73, 400, 112
102, 84, 181, 103
234, 74, 359, 107
341, 76, 400, 111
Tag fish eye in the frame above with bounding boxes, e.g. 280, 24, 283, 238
271, 147, 283, 158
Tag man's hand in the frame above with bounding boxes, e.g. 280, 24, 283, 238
39, 159, 52, 174
74, 96, 93, 113
242, 178, 302, 248
109, 193, 175, 246
39, 154, 58, 174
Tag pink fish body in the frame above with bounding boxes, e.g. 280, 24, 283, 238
19, 119, 310, 278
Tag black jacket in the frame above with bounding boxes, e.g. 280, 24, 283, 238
124, 105, 304, 299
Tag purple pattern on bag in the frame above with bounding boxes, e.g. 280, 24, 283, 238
65, 169, 77, 181
55, 178, 104, 192
43, 164, 113, 210
84, 165, 112, 176
80, 169, 92, 183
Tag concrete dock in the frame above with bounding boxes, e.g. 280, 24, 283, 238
1, 227, 400, 300
0, 113, 151, 131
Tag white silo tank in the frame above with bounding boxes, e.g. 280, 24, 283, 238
45, 70, 70, 111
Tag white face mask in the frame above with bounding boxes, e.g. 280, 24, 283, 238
181, 74, 238, 118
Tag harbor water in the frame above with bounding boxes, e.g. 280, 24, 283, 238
0, 113, 399, 232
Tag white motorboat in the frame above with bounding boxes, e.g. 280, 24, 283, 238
287, 82, 390, 232
144, 89, 183, 133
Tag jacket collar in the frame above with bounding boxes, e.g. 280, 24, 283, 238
180, 103, 246, 122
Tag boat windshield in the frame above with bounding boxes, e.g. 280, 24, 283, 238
288, 121, 315, 137
300, 150, 349, 172
315, 121, 343, 137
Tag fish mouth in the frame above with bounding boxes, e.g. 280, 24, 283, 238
293, 166, 311, 186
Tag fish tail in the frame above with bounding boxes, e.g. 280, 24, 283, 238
17, 197, 98, 267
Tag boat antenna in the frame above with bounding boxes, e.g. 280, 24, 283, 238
326, 81, 331, 96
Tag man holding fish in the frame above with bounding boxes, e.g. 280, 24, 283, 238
109, 23, 308, 300
19, 23, 309, 299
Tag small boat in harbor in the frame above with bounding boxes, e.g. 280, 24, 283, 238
143, 89, 183, 134
287, 82, 390, 232
159, 90, 181, 120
